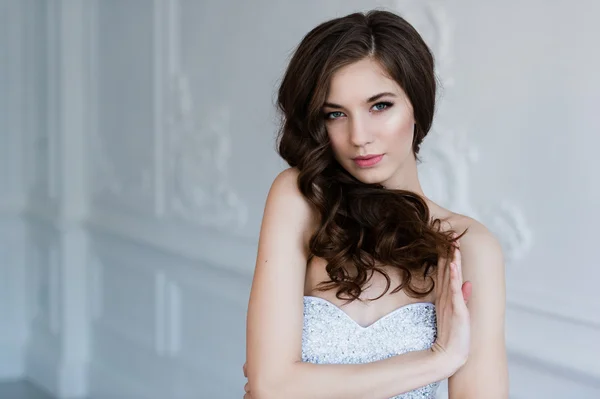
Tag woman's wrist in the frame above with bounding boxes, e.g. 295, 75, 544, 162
428, 345, 463, 379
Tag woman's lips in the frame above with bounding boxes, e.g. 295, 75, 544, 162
353, 154, 384, 167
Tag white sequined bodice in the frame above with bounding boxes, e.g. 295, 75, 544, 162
302, 296, 440, 399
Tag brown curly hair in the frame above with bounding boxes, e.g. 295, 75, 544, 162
276, 10, 465, 303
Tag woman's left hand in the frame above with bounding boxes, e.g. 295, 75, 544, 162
243, 362, 252, 398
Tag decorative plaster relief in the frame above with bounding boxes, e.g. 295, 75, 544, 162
161, 0, 248, 230
381, 0, 532, 265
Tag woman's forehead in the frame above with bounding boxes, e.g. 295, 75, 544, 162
326, 60, 405, 106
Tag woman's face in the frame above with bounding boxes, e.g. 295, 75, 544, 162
323, 57, 416, 189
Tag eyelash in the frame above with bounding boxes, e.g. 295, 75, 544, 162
324, 101, 394, 121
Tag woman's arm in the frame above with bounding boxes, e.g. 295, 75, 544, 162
447, 221, 509, 399
246, 168, 467, 399
249, 350, 450, 399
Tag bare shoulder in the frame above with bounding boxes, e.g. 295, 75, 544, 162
263, 167, 318, 245
448, 213, 505, 276
443, 216, 509, 397
435, 211, 506, 301
267, 166, 302, 200
266, 167, 306, 208
247, 167, 318, 373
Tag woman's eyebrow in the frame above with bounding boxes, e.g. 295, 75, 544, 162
323, 92, 397, 109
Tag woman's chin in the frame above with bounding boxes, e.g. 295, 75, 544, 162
351, 169, 388, 186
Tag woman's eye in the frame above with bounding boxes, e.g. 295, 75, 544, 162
372, 102, 393, 111
326, 111, 345, 120
325, 102, 393, 120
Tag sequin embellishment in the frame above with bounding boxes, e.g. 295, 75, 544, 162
302, 296, 440, 398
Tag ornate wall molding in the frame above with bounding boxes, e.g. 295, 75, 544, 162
88, 0, 248, 231
157, 0, 248, 231
88, 0, 156, 214
377, 0, 533, 266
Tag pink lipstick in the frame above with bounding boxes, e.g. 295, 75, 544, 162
353, 154, 384, 167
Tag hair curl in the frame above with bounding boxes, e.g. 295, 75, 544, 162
276, 10, 466, 302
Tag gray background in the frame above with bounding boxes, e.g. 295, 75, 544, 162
1, 0, 599, 398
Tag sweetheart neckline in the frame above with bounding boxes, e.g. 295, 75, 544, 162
304, 295, 436, 330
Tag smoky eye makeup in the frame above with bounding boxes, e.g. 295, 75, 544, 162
323, 101, 394, 120
372, 101, 394, 111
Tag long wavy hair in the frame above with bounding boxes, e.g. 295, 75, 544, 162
276, 10, 465, 302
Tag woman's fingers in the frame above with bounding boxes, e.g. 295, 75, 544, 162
451, 262, 461, 297
436, 251, 446, 286
437, 233, 464, 304
462, 281, 472, 304
454, 245, 462, 276
451, 236, 464, 299
243, 364, 251, 397
436, 253, 448, 299
452, 240, 472, 306
444, 250, 453, 298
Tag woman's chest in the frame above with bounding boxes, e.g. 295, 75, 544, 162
304, 256, 436, 328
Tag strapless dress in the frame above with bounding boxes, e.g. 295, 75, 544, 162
302, 295, 440, 398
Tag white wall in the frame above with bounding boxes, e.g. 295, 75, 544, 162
1, 0, 599, 398
1, 0, 34, 382
1, 0, 90, 396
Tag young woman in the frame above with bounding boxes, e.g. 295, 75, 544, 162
244, 9, 508, 399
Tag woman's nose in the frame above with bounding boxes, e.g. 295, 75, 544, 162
348, 117, 374, 147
